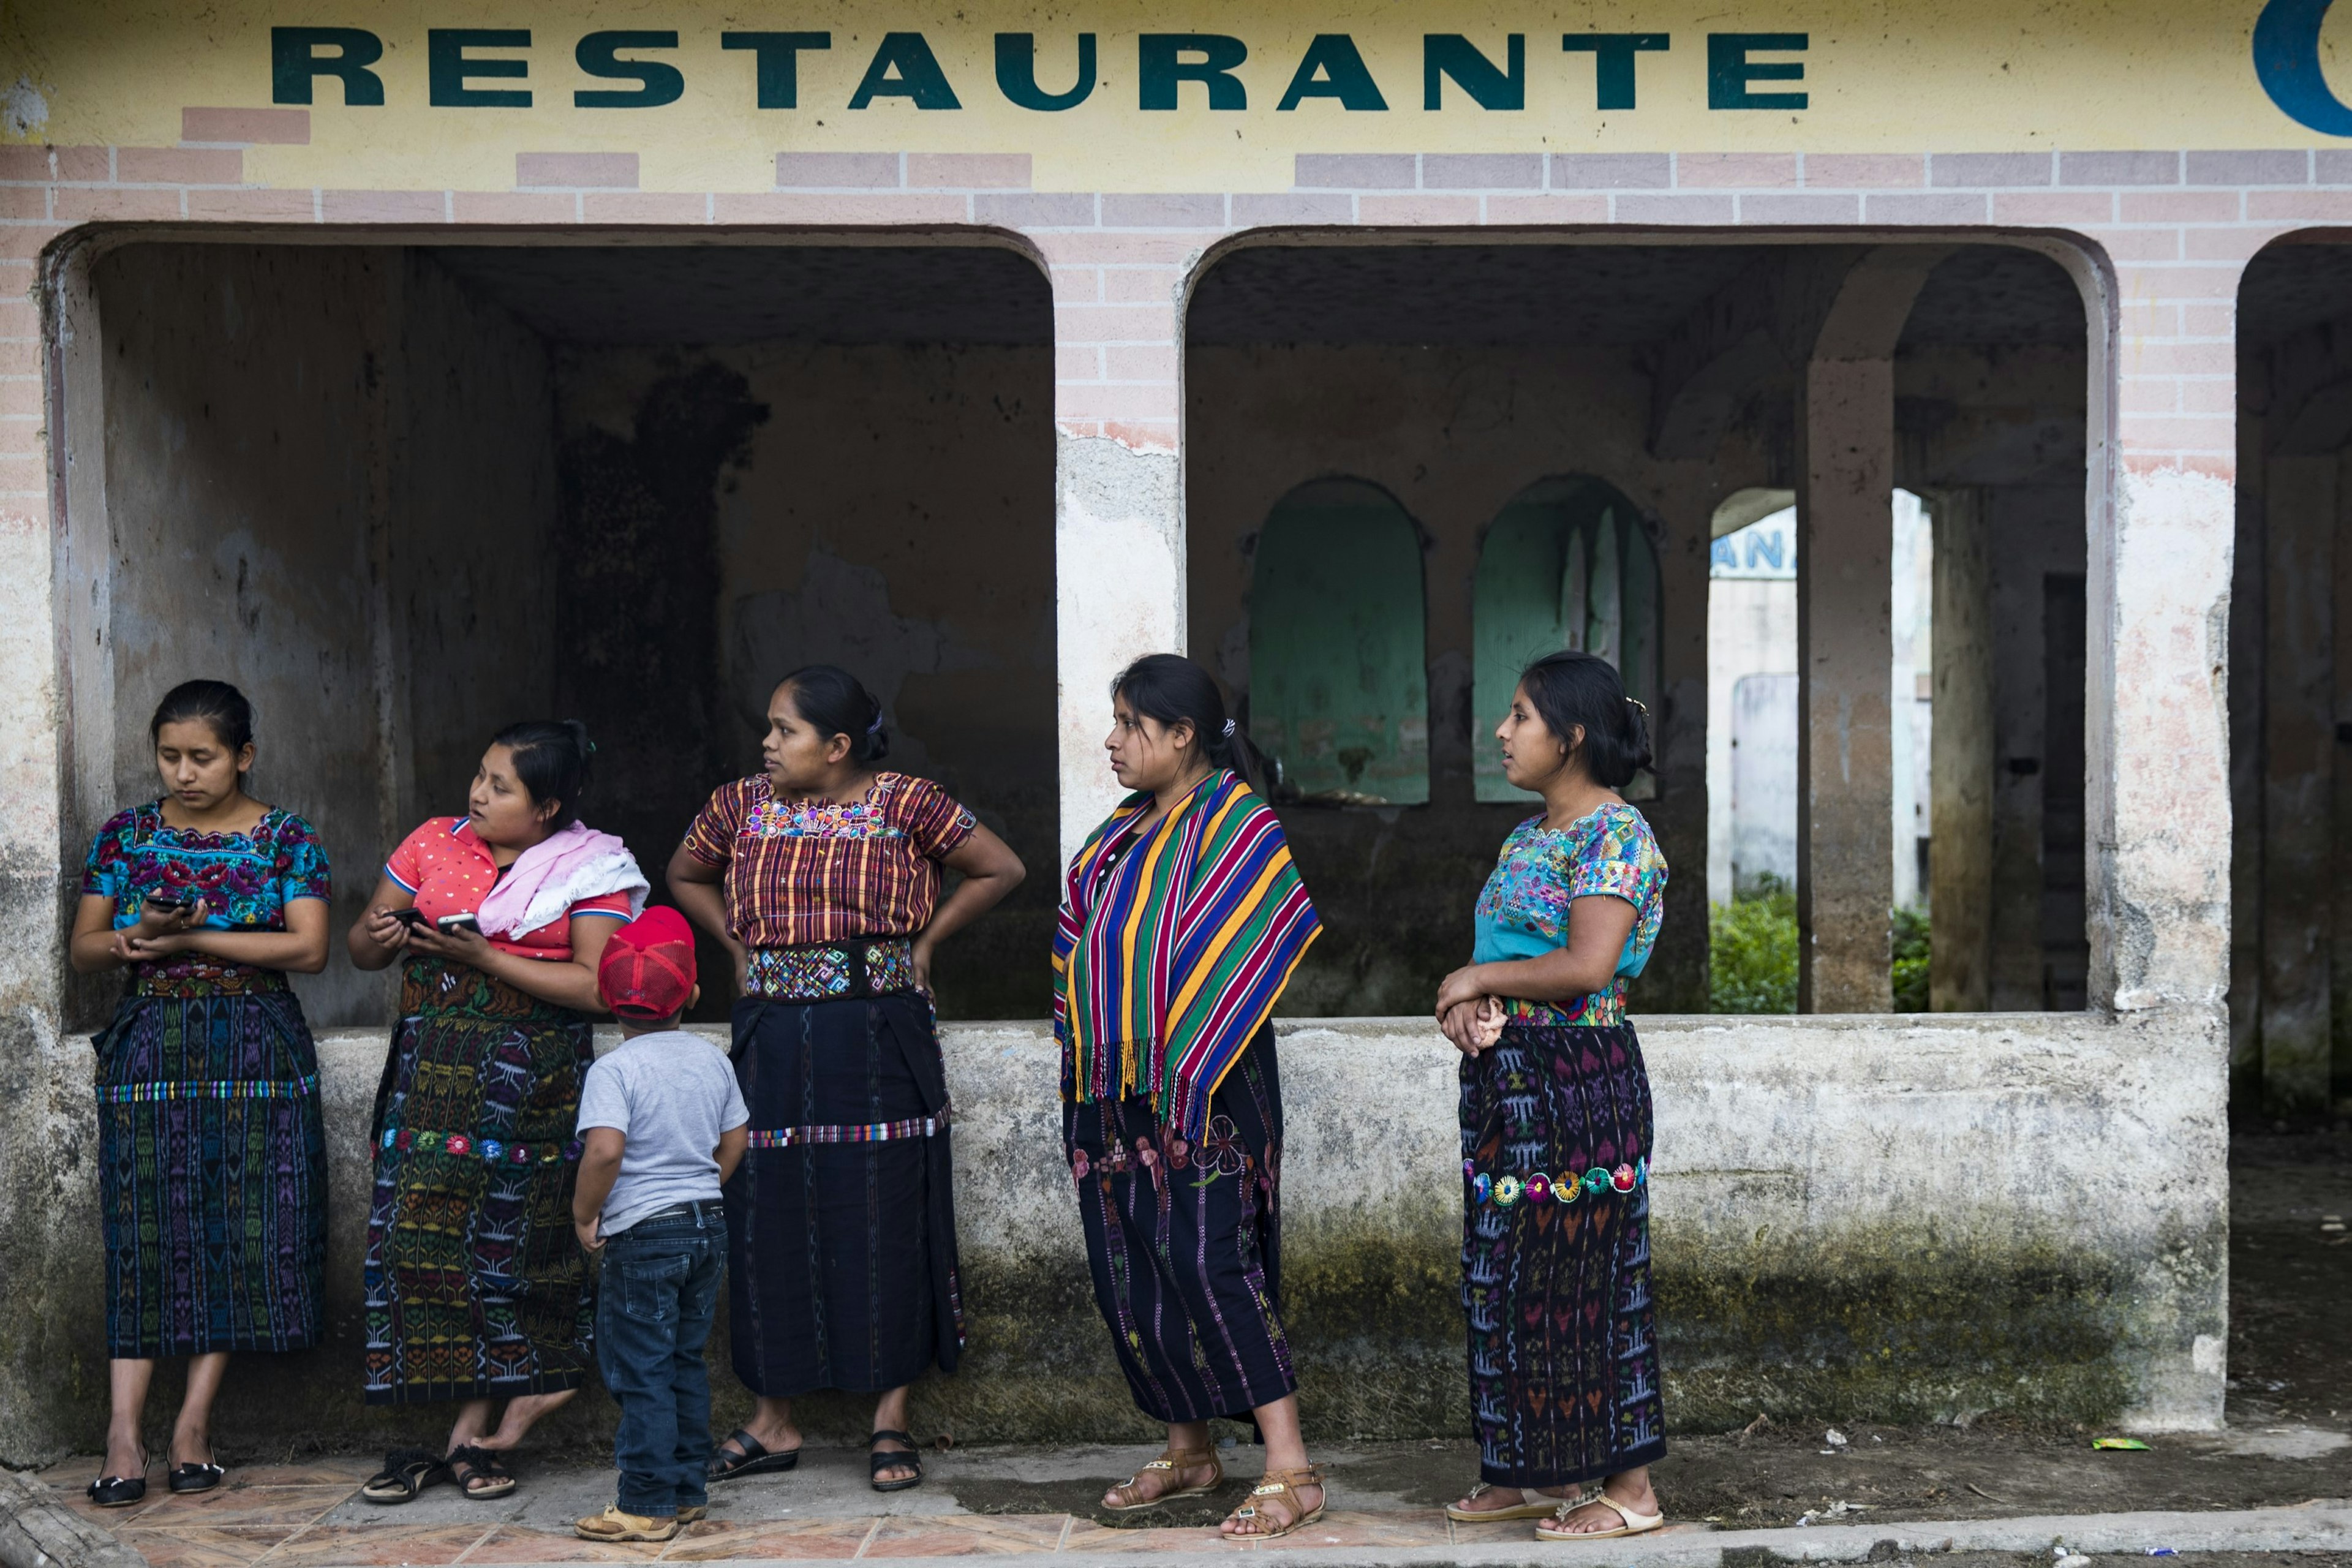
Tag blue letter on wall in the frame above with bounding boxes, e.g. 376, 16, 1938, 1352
2255, 0, 2352, 135
1424, 35, 1523, 110
1278, 35, 1388, 110
272, 27, 385, 105
1140, 34, 1248, 110
1708, 33, 1806, 110
430, 29, 531, 107
997, 34, 1095, 110
1562, 34, 1668, 111
849, 32, 962, 108
723, 33, 831, 109
576, 31, 683, 108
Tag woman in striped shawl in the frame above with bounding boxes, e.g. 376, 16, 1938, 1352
1054, 654, 1325, 1540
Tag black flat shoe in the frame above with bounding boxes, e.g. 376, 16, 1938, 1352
86, 1453, 148, 1509
168, 1460, 224, 1494
707, 1428, 800, 1483
869, 1429, 922, 1493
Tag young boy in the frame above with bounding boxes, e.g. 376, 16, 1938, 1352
571, 907, 749, 1544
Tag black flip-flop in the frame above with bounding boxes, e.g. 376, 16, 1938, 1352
707, 1427, 801, 1483
360, 1449, 448, 1506
869, 1429, 923, 1493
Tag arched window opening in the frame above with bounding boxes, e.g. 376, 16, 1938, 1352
1473, 477, 1660, 803
1247, 478, 1430, 806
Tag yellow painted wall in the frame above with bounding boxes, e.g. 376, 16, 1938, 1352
1, 2, 2346, 190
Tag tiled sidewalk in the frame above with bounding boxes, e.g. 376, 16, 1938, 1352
38, 1446, 1572, 1564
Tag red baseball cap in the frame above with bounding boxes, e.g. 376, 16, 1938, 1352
598, 907, 698, 1022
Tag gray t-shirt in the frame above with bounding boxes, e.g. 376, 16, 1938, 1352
576, 1031, 749, 1236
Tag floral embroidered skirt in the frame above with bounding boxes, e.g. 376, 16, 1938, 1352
1460, 1022, 1665, 1488
363, 959, 595, 1405
725, 993, 963, 1396
1063, 1027, 1293, 1425
95, 974, 327, 1359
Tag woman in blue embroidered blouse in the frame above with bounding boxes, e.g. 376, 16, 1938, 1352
1434, 650, 1672, 1544
67, 681, 332, 1509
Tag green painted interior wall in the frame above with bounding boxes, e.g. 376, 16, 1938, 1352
1248, 479, 1431, 805
1472, 477, 1661, 803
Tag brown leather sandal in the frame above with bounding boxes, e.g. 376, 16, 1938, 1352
1224, 1463, 1326, 1539
1103, 1444, 1224, 1512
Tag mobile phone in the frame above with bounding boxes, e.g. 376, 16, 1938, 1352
437, 913, 481, 935
143, 894, 189, 913
391, 909, 429, 930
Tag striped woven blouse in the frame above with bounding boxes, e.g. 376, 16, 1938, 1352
680, 771, 976, 950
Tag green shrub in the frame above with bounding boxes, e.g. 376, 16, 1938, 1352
1709, 878, 1797, 1013
1891, 905, 1931, 1012
1706, 880, 1932, 1013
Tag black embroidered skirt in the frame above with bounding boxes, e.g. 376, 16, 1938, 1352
1064, 1028, 1294, 1425
1460, 1022, 1665, 1488
724, 994, 963, 1396
96, 979, 328, 1360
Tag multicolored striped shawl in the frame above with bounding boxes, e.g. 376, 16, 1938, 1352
1054, 769, 1320, 1140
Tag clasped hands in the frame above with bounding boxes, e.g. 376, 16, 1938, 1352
1435, 963, 1507, 1057
108, 897, 210, 963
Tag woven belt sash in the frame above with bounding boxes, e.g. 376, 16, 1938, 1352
745, 938, 917, 1001
97, 1074, 318, 1104
747, 1106, 951, 1150
378, 1126, 586, 1165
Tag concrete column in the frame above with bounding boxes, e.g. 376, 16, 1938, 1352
1795, 355, 1896, 1012
2261, 454, 2336, 1113
1053, 285, 1185, 865
1929, 487, 1994, 1010
2228, 427, 2266, 1097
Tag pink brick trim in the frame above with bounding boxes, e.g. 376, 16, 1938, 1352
1802, 153, 1924, 189
1486, 194, 1610, 224
116, 147, 241, 185
1678, 153, 1798, 189
583, 192, 710, 224
908, 153, 1030, 189
186, 189, 315, 222
181, 108, 310, 146
1357, 194, 1479, 224
710, 192, 968, 224
456, 190, 579, 223
320, 190, 448, 224
516, 153, 637, 190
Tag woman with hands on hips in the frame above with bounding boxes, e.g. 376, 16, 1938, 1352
69, 680, 333, 1509
1438, 651, 1673, 1546
345, 721, 648, 1506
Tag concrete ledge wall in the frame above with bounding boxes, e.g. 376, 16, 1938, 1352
0, 1011, 2224, 1463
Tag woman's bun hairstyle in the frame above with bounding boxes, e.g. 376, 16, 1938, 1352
492, 719, 595, 829
150, 679, 254, 752
1110, 652, 1270, 796
1517, 650, 1653, 788
780, 665, 889, 764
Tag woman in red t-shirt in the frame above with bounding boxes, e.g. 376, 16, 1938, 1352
344, 721, 647, 1506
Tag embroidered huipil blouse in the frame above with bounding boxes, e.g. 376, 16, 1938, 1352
385, 817, 632, 962
1472, 802, 1669, 1027
680, 772, 977, 949
82, 802, 333, 993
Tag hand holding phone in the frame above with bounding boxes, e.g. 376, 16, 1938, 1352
436, 913, 481, 935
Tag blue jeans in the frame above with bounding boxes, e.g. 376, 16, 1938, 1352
595, 1202, 726, 1517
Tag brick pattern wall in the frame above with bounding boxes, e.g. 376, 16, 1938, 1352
0, 137, 2313, 466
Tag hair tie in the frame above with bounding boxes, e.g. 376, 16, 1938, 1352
1221, 719, 1237, 737
1625, 698, 1648, 717
867, 712, 886, 736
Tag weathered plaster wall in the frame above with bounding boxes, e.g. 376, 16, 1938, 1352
1186, 341, 1758, 1017
552, 341, 1058, 1019
1, 1009, 2225, 1462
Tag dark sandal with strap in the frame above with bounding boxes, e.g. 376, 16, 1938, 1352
360, 1449, 448, 1506
86, 1450, 148, 1509
869, 1429, 924, 1493
445, 1444, 518, 1500
707, 1427, 801, 1483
